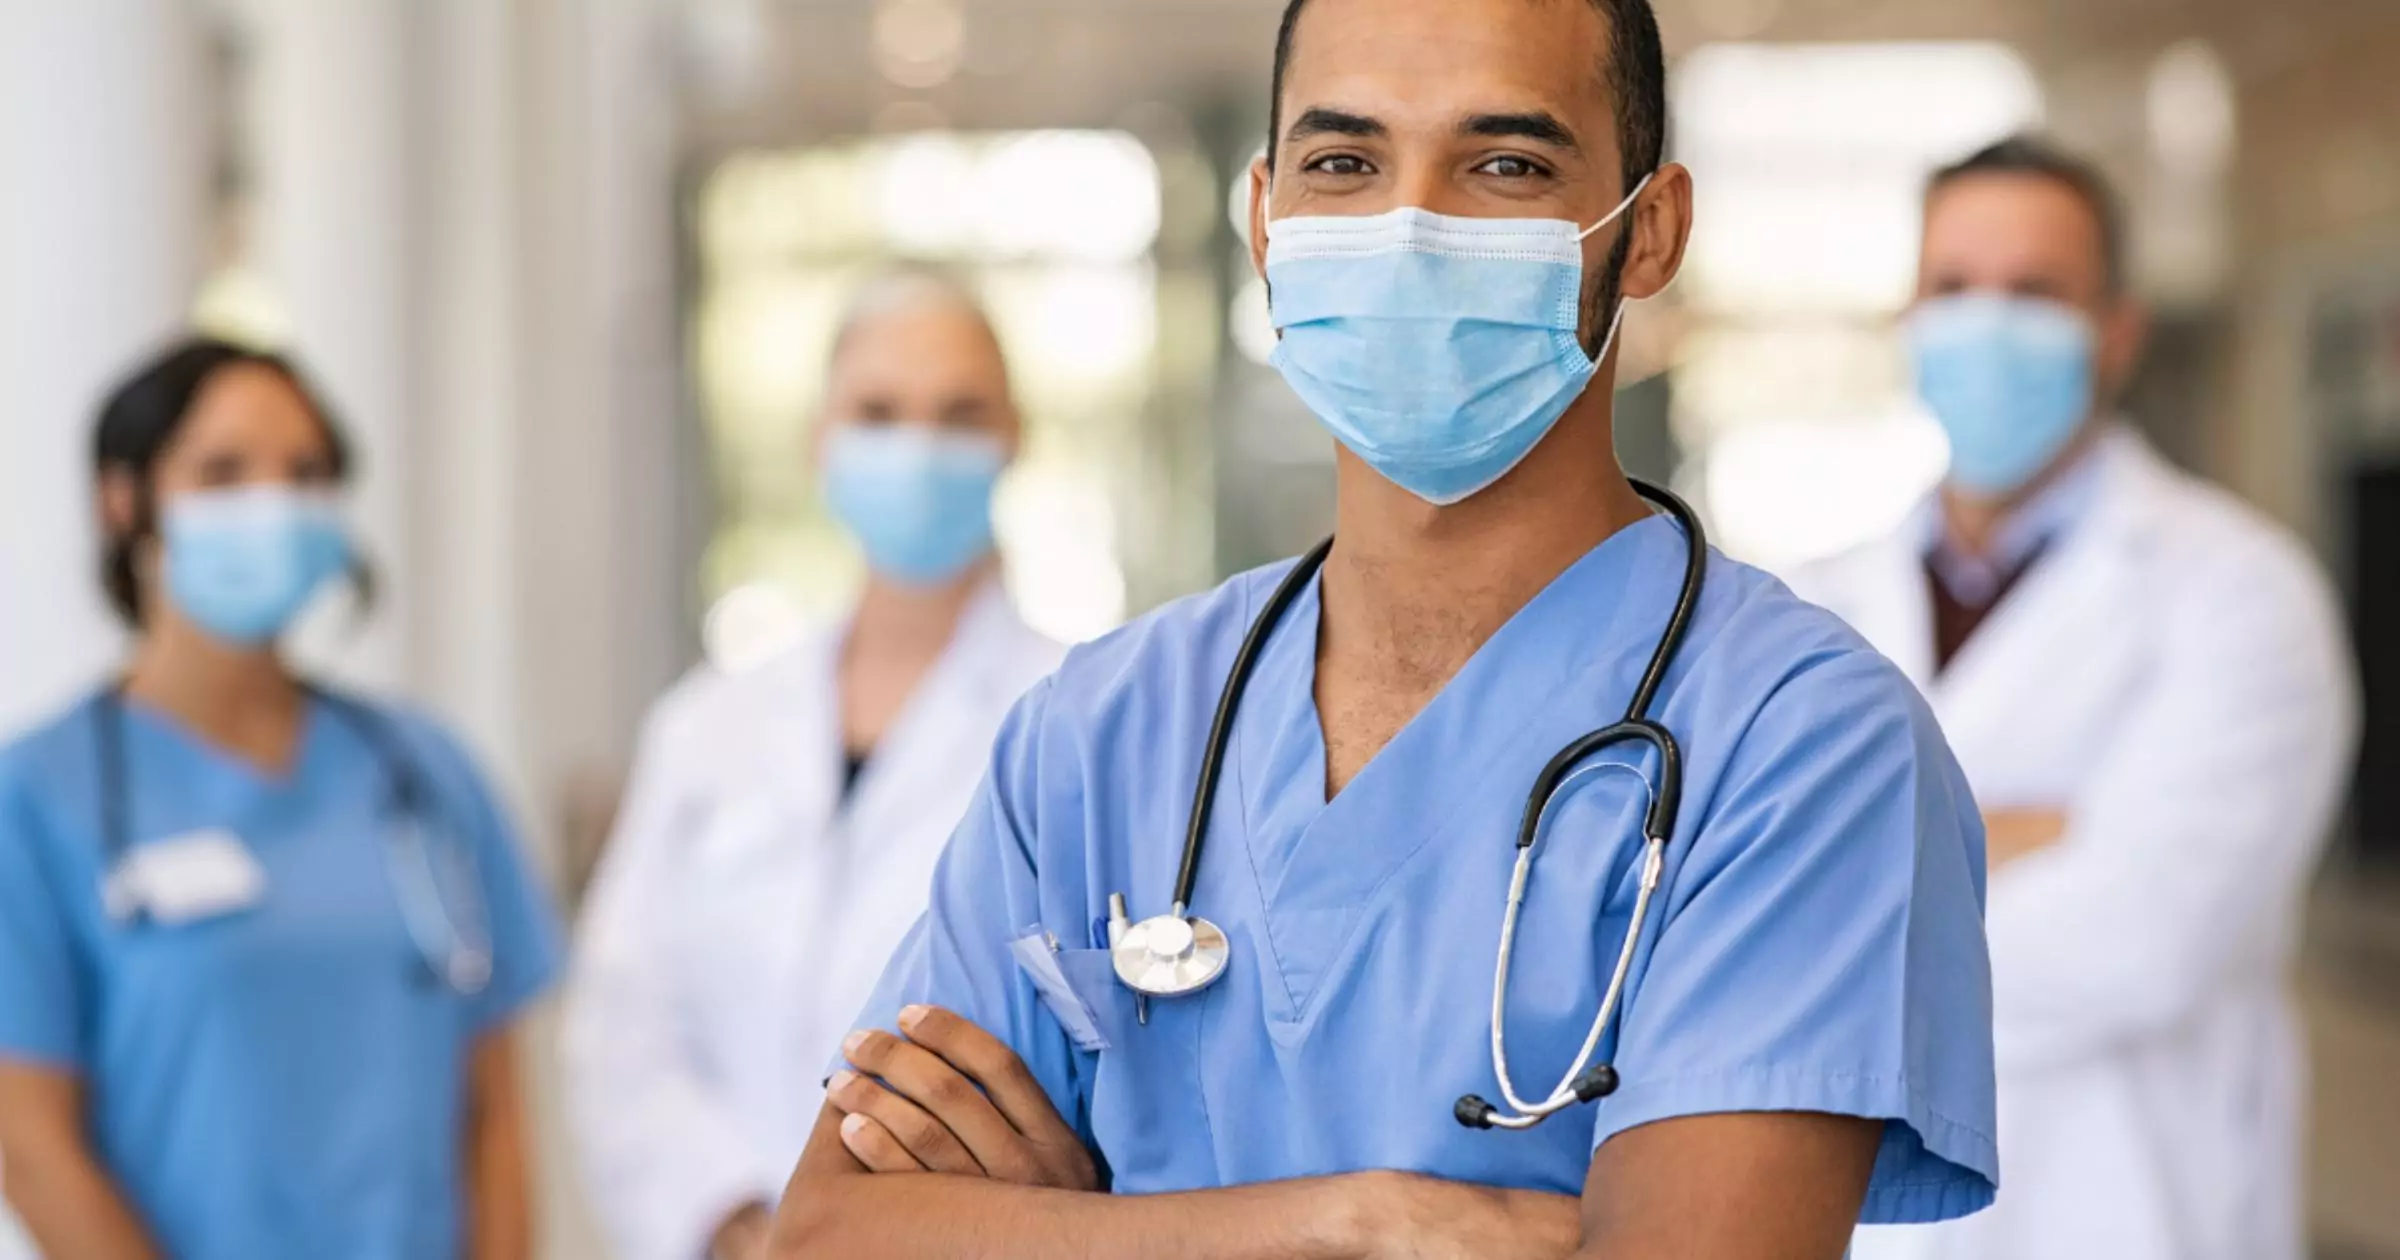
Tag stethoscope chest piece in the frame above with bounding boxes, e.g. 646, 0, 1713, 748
1112, 913, 1231, 996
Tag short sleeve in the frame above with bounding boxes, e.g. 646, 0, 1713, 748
834, 679, 1083, 1125
412, 721, 564, 1032
1592, 651, 1998, 1225
0, 770, 90, 1070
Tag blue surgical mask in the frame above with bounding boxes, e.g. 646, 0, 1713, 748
823, 425, 1005, 586
161, 485, 353, 645
1908, 293, 2097, 496
1263, 175, 1651, 505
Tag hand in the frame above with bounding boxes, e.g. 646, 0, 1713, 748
1983, 807, 2069, 871
827, 1004, 1099, 1191
1352, 1171, 1581, 1260
710, 1202, 772, 1260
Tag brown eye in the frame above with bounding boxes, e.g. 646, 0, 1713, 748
195, 452, 247, 487
1476, 156, 1546, 179
1307, 154, 1372, 177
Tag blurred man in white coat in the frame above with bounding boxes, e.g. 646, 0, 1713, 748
1795, 137, 2359, 1260
564, 272, 1064, 1260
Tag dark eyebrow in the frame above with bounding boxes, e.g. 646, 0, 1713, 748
1284, 107, 1384, 146
1461, 112, 1581, 153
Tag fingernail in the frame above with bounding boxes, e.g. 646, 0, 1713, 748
827, 1069, 857, 1092
843, 1030, 869, 1056
899, 1005, 928, 1031
840, 1113, 868, 1138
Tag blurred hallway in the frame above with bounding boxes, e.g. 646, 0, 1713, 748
4, 2, 2399, 1258
2306, 879, 2400, 1259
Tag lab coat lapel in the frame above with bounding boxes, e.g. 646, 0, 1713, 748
1928, 433, 2160, 799
1231, 521, 1673, 1038
843, 583, 1027, 850
1833, 531, 1940, 690
692, 629, 844, 869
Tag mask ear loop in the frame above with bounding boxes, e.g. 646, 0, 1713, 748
1574, 170, 1659, 367
1577, 171, 1656, 242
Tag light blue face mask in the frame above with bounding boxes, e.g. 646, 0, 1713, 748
823, 424, 1005, 586
1908, 293, 2098, 496
1263, 175, 1651, 505
162, 485, 353, 646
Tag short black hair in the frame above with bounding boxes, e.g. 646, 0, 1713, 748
1927, 134, 2129, 295
91, 336, 360, 626
1266, 0, 1667, 192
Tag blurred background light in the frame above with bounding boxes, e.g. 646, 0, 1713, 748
2148, 39, 2237, 180
700, 580, 809, 674
873, 0, 966, 90
1676, 42, 2044, 315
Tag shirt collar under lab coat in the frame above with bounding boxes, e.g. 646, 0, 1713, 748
1916, 425, 2116, 607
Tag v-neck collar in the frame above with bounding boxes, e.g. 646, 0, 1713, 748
116, 690, 326, 790
1226, 517, 1679, 1031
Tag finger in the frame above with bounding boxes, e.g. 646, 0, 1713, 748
825, 1069, 982, 1176
838, 1113, 925, 1174
898, 1005, 1083, 1146
842, 1028, 1036, 1177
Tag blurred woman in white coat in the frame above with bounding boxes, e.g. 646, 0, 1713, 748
1796, 138, 2358, 1260
565, 273, 1064, 1260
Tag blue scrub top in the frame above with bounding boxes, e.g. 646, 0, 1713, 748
0, 689, 562, 1260
848, 517, 1999, 1221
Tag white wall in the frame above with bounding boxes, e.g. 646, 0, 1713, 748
0, 0, 205, 735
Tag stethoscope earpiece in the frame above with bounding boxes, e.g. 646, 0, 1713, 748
1572, 1063, 1620, 1103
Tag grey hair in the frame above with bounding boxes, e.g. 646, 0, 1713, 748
827, 266, 1003, 369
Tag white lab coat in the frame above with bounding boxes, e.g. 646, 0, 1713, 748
1790, 429, 2357, 1260
564, 583, 1063, 1260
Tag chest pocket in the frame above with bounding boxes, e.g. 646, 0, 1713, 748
1053, 947, 1214, 1189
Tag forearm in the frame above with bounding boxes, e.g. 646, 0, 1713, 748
772, 1171, 1376, 1260
465, 1108, 532, 1260
0, 1064, 161, 1260
3, 1145, 160, 1260
465, 1032, 534, 1260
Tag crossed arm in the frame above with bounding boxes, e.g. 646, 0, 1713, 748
765, 1006, 1880, 1260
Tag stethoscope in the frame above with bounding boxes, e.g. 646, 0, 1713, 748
95, 684, 495, 996
1104, 479, 1706, 1133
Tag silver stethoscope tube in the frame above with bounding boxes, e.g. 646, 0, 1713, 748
1481, 765, 1664, 1129
1468, 763, 1660, 1123
380, 809, 493, 995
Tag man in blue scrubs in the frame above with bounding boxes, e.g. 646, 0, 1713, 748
767, 0, 1997, 1254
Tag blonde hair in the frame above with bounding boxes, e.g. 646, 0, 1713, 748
828, 266, 1002, 369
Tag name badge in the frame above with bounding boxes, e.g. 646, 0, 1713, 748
103, 829, 268, 925
1009, 932, 1111, 1052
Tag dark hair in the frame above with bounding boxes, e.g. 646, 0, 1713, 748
91, 336, 358, 626
1266, 0, 1668, 193
1927, 134, 2129, 295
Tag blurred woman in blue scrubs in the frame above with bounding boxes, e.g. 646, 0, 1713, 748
0, 338, 562, 1260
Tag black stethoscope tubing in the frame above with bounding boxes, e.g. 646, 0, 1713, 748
1168, 479, 1707, 1128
